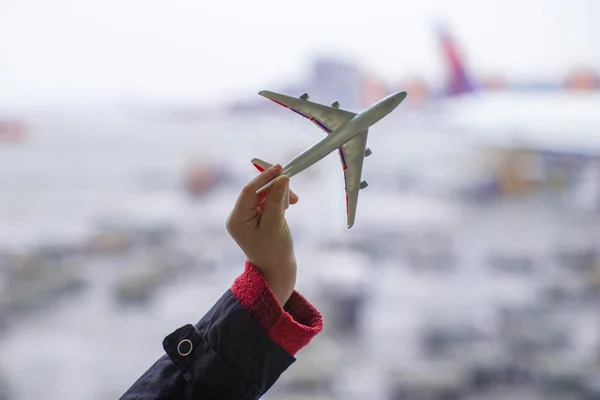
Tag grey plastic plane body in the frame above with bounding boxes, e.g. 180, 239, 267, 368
256, 90, 407, 228
282, 92, 405, 178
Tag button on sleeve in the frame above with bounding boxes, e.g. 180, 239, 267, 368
163, 324, 251, 399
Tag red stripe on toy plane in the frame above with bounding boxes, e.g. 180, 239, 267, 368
252, 163, 265, 172
271, 100, 288, 108
346, 195, 349, 214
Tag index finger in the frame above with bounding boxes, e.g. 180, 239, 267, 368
234, 164, 283, 212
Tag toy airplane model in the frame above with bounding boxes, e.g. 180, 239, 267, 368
253, 90, 407, 228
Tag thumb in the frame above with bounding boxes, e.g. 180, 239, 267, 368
261, 175, 290, 227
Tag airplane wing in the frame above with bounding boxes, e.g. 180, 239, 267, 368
339, 130, 369, 228
259, 90, 356, 133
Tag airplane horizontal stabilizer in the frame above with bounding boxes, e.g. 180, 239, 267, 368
251, 158, 289, 209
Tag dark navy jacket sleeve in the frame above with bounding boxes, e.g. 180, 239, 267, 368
120, 261, 323, 399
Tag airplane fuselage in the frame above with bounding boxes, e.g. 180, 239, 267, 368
279, 91, 407, 179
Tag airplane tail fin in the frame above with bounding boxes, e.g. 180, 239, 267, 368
436, 23, 475, 96
251, 158, 290, 209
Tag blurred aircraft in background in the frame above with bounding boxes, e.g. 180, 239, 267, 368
365, 23, 599, 104
436, 28, 600, 201
422, 25, 600, 151
360, 24, 600, 202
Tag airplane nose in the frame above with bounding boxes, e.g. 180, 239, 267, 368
358, 91, 408, 130
388, 91, 407, 110
377, 91, 407, 114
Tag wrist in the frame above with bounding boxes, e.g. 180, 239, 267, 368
256, 262, 297, 305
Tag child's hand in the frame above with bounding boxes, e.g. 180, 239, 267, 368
226, 164, 298, 304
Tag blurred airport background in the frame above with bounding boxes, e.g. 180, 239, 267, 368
2, 0, 600, 399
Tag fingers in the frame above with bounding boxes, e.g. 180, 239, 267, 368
289, 190, 299, 205
284, 186, 290, 210
246, 164, 283, 194
259, 187, 298, 205
261, 175, 290, 228
258, 188, 297, 211
234, 164, 283, 214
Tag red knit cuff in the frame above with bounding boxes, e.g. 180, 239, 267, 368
231, 261, 323, 356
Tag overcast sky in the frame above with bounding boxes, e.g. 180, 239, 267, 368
1, 0, 599, 106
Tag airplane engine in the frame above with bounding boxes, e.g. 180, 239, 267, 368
364, 148, 372, 157
331, 101, 340, 108
299, 93, 310, 100
360, 180, 368, 190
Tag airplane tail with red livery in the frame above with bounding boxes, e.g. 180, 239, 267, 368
251, 158, 290, 209
437, 24, 476, 96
